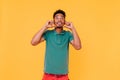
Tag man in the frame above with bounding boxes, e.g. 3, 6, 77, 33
31, 9, 82, 80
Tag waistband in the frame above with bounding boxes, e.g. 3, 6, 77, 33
44, 72, 68, 76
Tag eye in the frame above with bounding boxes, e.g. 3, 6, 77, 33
55, 17, 58, 19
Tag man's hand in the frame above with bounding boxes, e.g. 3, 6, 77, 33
64, 21, 82, 50
64, 21, 74, 30
44, 20, 55, 28
31, 20, 55, 46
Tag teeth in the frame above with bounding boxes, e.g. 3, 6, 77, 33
58, 22, 62, 25
58, 23, 62, 25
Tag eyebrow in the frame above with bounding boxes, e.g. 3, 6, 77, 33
55, 15, 64, 18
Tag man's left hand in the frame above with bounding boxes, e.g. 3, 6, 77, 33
64, 22, 74, 30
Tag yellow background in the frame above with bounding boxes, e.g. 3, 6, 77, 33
0, 0, 120, 80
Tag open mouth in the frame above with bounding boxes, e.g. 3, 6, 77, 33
56, 26, 62, 28
54, 21, 65, 27
57, 22, 62, 26
56, 22, 63, 28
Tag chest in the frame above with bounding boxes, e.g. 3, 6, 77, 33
47, 34, 69, 47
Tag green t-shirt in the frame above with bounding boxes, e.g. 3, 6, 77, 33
43, 29, 73, 74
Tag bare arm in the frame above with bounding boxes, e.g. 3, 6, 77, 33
31, 26, 47, 46
31, 20, 53, 46
65, 22, 82, 50
70, 26, 82, 50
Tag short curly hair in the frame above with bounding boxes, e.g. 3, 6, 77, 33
53, 9, 66, 18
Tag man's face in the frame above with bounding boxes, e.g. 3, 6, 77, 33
53, 13, 65, 28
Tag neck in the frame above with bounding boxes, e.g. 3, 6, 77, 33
55, 27, 63, 34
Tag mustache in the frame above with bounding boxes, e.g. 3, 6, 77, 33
56, 26, 62, 28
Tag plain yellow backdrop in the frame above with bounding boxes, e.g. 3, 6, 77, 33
0, 0, 120, 80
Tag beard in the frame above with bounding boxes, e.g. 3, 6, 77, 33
55, 26, 63, 29
56, 26, 62, 28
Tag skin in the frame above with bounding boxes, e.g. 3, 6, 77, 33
31, 13, 82, 50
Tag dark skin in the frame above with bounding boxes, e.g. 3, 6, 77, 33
31, 13, 82, 50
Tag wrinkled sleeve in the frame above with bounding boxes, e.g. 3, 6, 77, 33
68, 31, 74, 43
42, 30, 49, 40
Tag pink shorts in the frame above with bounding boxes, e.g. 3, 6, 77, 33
42, 72, 69, 80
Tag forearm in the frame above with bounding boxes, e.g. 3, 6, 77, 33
31, 26, 47, 45
71, 27, 82, 50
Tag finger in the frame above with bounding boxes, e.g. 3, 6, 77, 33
67, 23, 71, 26
65, 21, 68, 26
50, 20, 54, 25
65, 21, 70, 26
47, 20, 51, 25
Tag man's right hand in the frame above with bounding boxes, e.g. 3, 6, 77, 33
44, 20, 55, 28
31, 20, 54, 46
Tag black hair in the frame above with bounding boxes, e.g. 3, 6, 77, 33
53, 9, 66, 18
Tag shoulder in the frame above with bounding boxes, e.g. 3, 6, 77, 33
63, 30, 72, 35
44, 29, 54, 34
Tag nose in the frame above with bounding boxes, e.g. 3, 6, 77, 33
58, 18, 62, 21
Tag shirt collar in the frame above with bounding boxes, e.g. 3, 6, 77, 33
53, 29, 65, 35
